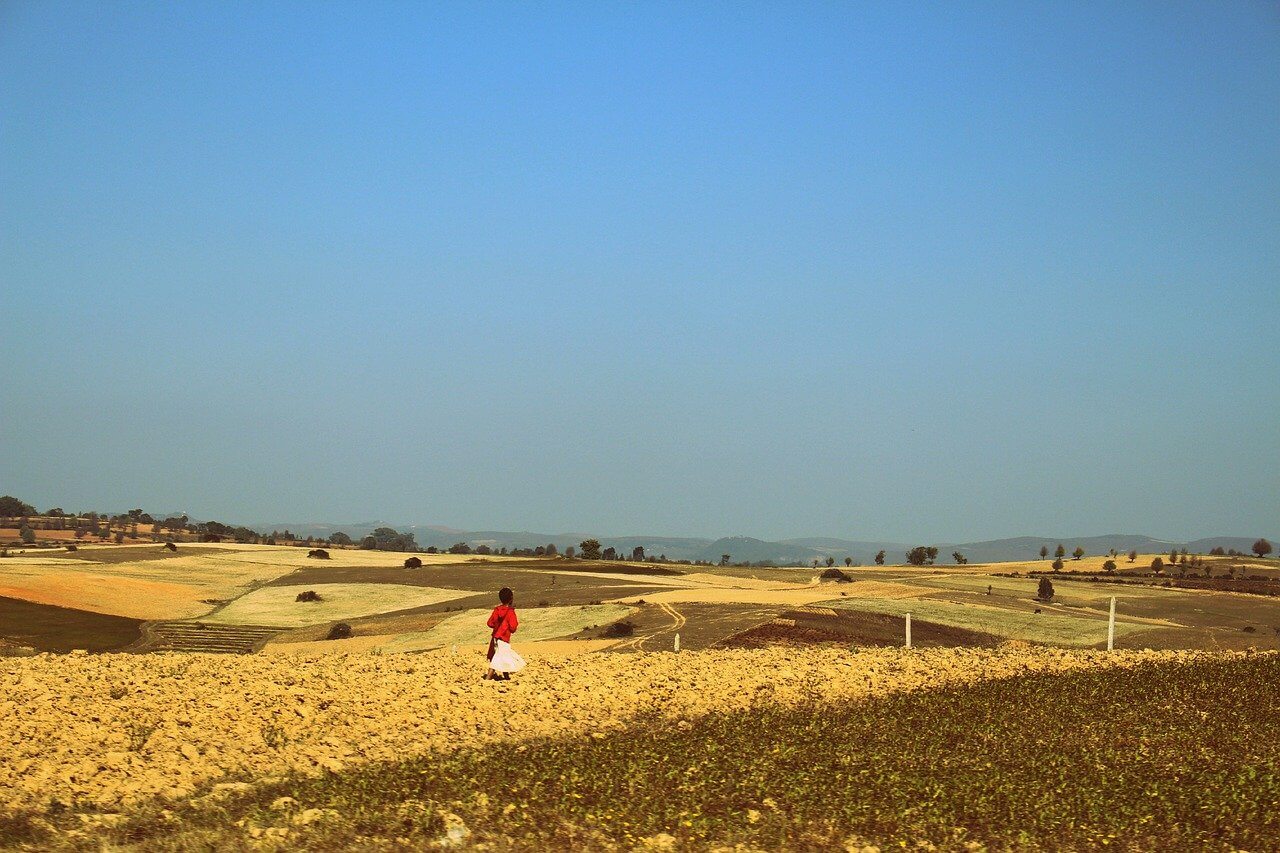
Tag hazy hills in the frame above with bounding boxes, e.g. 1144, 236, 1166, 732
249, 522, 1273, 565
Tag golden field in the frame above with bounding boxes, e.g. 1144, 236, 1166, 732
0, 645, 1229, 816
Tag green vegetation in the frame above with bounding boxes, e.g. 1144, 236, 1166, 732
17, 655, 1276, 851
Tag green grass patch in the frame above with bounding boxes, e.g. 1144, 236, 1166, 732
23, 654, 1278, 851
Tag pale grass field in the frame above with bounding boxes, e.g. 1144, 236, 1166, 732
824, 596, 1150, 646
372, 603, 635, 652
912, 573, 1173, 604
201, 583, 473, 628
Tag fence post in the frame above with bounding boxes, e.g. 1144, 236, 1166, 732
905, 612, 912, 649
1107, 596, 1116, 651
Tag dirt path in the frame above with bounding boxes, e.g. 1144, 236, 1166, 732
614, 601, 686, 652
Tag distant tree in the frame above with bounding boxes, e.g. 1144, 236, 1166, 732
906, 547, 929, 566
533, 546, 546, 556
1170, 548, 1179, 564
925, 546, 938, 564
1037, 577, 1055, 601
448, 542, 472, 555
475, 544, 492, 555
952, 551, 967, 565
825, 557, 835, 567
1128, 549, 1138, 563
127, 508, 143, 520
1151, 556, 1164, 573
0, 496, 37, 517
1054, 544, 1066, 560
47, 507, 65, 517
330, 532, 353, 546
545, 544, 558, 556
266, 536, 278, 546
114, 531, 125, 544
632, 546, 645, 562
19, 525, 35, 544
1103, 559, 1117, 574
1072, 547, 1085, 560
1040, 545, 1049, 560
578, 539, 601, 560
722, 554, 732, 566
1052, 558, 1064, 572
875, 550, 886, 565
565, 546, 576, 559
1253, 538, 1273, 558
844, 557, 853, 567
425, 546, 438, 554
360, 536, 377, 550
602, 547, 618, 560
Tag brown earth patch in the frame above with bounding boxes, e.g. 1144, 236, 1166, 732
717, 608, 1002, 649
0, 596, 142, 653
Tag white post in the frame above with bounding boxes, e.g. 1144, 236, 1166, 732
1107, 597, 1116, 652
674, 632, 680, 653
905, 612, 912, 649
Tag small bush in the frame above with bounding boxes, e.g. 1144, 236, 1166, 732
164, 541, 177, 551
1242, 626, 1256, 633
601, 620, 636, 638
296, 590, 323, 602
820, 567, 853, 582
65, 545, 77, 552
308, 549, 330, 559
404, 556, 423, 569
326, 622, 352, 640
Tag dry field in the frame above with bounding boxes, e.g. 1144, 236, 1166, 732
2, 544, 1278, 656
0, 645, 1216, 816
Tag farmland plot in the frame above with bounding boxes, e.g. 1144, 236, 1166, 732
202, 583, 473, 628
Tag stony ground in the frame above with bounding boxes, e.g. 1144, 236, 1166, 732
0, 645, 1221, 818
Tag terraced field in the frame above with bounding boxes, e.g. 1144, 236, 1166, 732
139, 622, 281, 654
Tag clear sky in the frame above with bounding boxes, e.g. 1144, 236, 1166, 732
2, 2, 1277, 542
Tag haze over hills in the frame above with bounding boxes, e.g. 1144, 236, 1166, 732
247, 520, 1274, 565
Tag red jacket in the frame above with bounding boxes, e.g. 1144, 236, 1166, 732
487, 605, 518, 642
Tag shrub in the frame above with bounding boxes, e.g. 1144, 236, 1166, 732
820, 567, 852, 582
307, 549, 330, 560
1037, 577, 1055, 601
19, 525, 35, 544
295, 590, 323, 602
1102, 559, 1117, 574
326, 622, 352, 640
404, 556, 423, 569
164, 541, 177, 552
65, 544, 77, 552
1052, 558, 1064, 572
601, 620, 636, 638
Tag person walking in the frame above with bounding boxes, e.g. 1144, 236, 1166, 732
485, 586, 525, 681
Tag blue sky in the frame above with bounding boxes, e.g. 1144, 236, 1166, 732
2, 2, 1277, 541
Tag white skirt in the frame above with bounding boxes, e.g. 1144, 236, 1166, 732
490, 639, 526, 674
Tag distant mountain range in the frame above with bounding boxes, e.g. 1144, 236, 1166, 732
246, 521, 1274, 565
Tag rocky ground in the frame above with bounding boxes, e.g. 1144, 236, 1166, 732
1, 645, 1223, 817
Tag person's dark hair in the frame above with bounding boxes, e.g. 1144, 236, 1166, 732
499, 587, 513, 605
